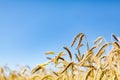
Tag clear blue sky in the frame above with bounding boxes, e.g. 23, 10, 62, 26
0, 0, 120, 68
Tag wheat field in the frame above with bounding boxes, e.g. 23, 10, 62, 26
0, 33, 120, 80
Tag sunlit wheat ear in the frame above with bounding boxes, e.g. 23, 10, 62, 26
113, 42, 120, 48
44, 51, 55, 55
78, 51, 92, 66
54, 52, 64, 64
75, 53, 80, 62
99, 70, 106, 80
80, 54, 84, 60
84, 68, 93, 80
77, 49, 81, 57
42, 62, 51, 66
31, 65, 43, 74
59, 57, 65, 61
84, 35, 90, 50
76, 34, 85, 49
85, 46, 96, 62
60, 62, 73, 74
71, 33, 83, 47
94, 36, 103, 44
31, 62, 50, 74
89, 46, 96, 52
95, 43, 110, 58
63, 46, 72, 60
95, 39, 103, 48
112, 34, 119, 42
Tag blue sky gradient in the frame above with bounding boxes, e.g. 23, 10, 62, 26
0, 0, 120, 68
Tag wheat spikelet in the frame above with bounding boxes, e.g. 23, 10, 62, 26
112, 34, 119, 42
94, 36, 103, 44
45, 51, 55, 55
63, 46, 72, 60
71, 33, 83, 47
60, 62, 73, 74
76, 34, 85, 49
95, 43, 110, 58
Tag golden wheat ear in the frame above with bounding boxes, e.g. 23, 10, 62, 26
112, 34, 119, 42
71, 33, 83, 47
63, 46, 72, 60
94, 36, 103, 44
44, 51, 55, 55
76, 34, 85, 50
